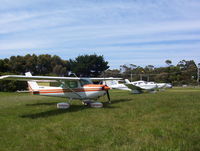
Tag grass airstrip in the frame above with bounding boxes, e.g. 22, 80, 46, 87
0, 88, 200, 151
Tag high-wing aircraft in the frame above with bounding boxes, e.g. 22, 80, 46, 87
0, 72, 122, 108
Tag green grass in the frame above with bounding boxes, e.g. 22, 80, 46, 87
0, 88, 200, 151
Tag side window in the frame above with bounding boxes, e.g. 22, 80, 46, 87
68, 81, 78, 88
62, 81, 78, 88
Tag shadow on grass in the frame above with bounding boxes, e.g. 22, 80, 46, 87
20, 98, 132, 119
26, 102, 58, 106
20, 105, 86, 119
103, 98, 132, 107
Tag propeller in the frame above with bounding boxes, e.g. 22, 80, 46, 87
102, 85, 111, 103
106, 89, 111, 103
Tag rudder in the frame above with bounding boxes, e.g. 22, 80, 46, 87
25, 72, 39, 91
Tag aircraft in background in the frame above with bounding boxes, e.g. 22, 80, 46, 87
103, 80, 131, 91
0, 72, 122, 108
147, 82, 172, 89
124, 79, 158, 94
147, 81, 166, 89
104, 79, 172, 94
103, 79, 158, 94
165, 83, 173, 88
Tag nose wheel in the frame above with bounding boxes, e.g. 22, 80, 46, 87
82, 100, 94, 106
83, 100, 103, 108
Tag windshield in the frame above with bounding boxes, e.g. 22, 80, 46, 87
80, 79, 93, 86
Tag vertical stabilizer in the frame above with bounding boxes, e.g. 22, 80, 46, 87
125, 79, 131, 84
25, 72, 39, 91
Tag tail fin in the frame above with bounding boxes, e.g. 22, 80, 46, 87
125, 79, 131, 84
25, 72, 39, 91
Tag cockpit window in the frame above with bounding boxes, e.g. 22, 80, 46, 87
61, 81, 78, 88
68, 81, 78, 88
80, 79, 92, 86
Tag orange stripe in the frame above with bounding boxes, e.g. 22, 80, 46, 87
39, 88, 102, 92
84, 84, 104, 87
39, 89, 104, 94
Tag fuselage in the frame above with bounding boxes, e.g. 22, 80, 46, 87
30, 84, 108, 100
103, 80, 131, 91
110, 84, 131, 91
148, 82, 166, 89
131, 81, 157, 90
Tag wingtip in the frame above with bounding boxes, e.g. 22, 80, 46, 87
0, 75, 8, 80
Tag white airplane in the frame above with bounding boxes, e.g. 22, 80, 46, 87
124, 79, 158, 94
103, 79, 157, 94
103, 80, 131, 91
165, 83, 173, 88
0, 72, 122, 108
147, 82, 172, 89
147, 81, 166, 89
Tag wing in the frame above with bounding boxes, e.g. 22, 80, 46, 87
124, 84, 143, 91
0, 75, 122, 82
90, 78, 122, 81
0, 75, 81, 81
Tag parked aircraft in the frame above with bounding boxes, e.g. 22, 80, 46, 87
103, 78, 172, 94
0, 72, 122, 108
147, 81, 166, 89
147, 82, 172, 89
124, 79, 158, 93
127, 80, 157, 90
103, 79, 158, 94
102, 80, 131, 91
165, 83, 173, 88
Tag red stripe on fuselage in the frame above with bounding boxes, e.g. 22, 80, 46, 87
34, 88, 104, 94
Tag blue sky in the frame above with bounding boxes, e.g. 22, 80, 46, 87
0, 0, 200, 68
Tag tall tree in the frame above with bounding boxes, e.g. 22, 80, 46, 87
165, 60, 172, 66
0, 59, 7, 73
69, 54, 109, 77
103, 69, 121, 77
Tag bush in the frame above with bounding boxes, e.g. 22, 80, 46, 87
0, 72, 28, 92
0, 80, 27, 92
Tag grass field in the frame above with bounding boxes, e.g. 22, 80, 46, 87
0, 88, 200, 151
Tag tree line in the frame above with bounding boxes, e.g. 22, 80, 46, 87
104, 60, 198, 85
0, 54, 198, 91
0, 54, 109, 91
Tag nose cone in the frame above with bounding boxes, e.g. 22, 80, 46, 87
102, 85, 110, 91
